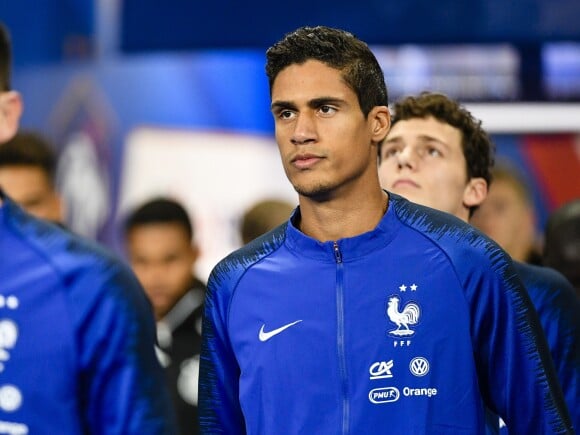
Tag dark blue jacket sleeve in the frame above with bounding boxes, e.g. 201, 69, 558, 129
71, 260, 178, 434
515, 263, 580, 430
199, 263, 246, 434
465, 254, 573, 434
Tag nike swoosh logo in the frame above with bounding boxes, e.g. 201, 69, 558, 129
258, 320, 302, 342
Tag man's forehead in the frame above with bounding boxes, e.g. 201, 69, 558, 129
387, 118, 461, 143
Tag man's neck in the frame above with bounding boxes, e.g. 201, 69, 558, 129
297, 188, 388, 242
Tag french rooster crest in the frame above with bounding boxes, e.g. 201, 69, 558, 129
387, 295, 420, 337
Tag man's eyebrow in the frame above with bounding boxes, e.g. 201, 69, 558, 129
308, 97, 346, 108
384, 134, 448, 146
417, 134, 449, 147
271, 97, 346, 112
271, 101, 296, 112
384, 135, 402, 144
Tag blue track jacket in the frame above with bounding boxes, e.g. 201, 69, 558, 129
200, 193, 573, 434
0, 192, 176, 434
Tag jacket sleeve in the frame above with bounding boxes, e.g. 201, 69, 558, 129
72, 261, 177, 434
198, 266, 246, 434
519, 264, 580, 430
466, 253, 573, 434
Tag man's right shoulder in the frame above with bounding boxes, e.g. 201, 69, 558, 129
6, 204, 142, 302
207, 223, 287, 296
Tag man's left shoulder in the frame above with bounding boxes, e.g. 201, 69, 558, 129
391, 193, 504, 264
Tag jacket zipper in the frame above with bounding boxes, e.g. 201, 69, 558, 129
334, 241, 349, 435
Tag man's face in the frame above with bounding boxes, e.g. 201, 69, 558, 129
471, 179, 536, 262
127, 222, 197, 320
0, 90, 22, 144
271, 60, 387, 200
378, 116, 482, 221
0, 165, 62, 222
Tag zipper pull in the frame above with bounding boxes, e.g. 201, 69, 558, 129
333, 241, 342, 263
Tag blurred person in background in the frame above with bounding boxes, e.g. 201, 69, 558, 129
240, 197, 295, 245
471, 164, 542, 264
543, 198, 580, 294
0, 130, 64, 223
125, 197, 205, 435
0, 22, 176, 434
378, 91, 579, 432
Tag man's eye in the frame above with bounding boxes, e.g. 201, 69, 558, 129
279, 110, 295, 120
383, 147, 399, 158
319, 105, 336, 115
427, 147, 442, 157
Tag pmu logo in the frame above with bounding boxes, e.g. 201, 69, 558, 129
369, 360, 394, 380
368, 387, 400, 404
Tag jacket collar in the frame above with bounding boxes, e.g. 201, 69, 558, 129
285, 191, 399, 262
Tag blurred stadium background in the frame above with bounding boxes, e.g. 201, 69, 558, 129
3, 0, 579, 279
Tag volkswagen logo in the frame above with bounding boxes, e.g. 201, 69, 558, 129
409, 357, 429, 377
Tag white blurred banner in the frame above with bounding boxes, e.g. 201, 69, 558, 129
118, 127, 297, 281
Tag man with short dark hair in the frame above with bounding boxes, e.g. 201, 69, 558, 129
199, 27, 572, 434
0, 130, 64, 222
125, 197, 206, 435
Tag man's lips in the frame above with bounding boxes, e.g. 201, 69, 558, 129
392, 179, 420, 189
291, 154, 323, 169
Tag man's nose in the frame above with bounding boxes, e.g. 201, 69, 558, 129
290, 113, 317, 145
397, 146, 418, 169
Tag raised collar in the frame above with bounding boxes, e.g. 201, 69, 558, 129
284, 192, 399, 262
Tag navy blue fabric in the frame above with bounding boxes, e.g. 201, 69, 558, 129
496, 262, 580, 434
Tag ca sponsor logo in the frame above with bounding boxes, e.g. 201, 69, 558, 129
369, 387, 400, 404
369, 360, 394, 380
409, 357, 429, 377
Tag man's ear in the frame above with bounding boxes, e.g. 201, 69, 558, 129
370, 106, 391, 144
190, 242, 201, 265
52, 192, 66, 224
0, 91, 23, 143
463, 177, 487, 208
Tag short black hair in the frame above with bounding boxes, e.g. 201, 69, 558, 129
0, 23, 12, 92
265, 26, 388, 117
0, 131, 58, 185
125, 198, 193, 241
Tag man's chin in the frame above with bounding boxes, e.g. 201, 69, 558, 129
148, 295, 171, 310
391, 189, 424, 205
292, 181, 334, 199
